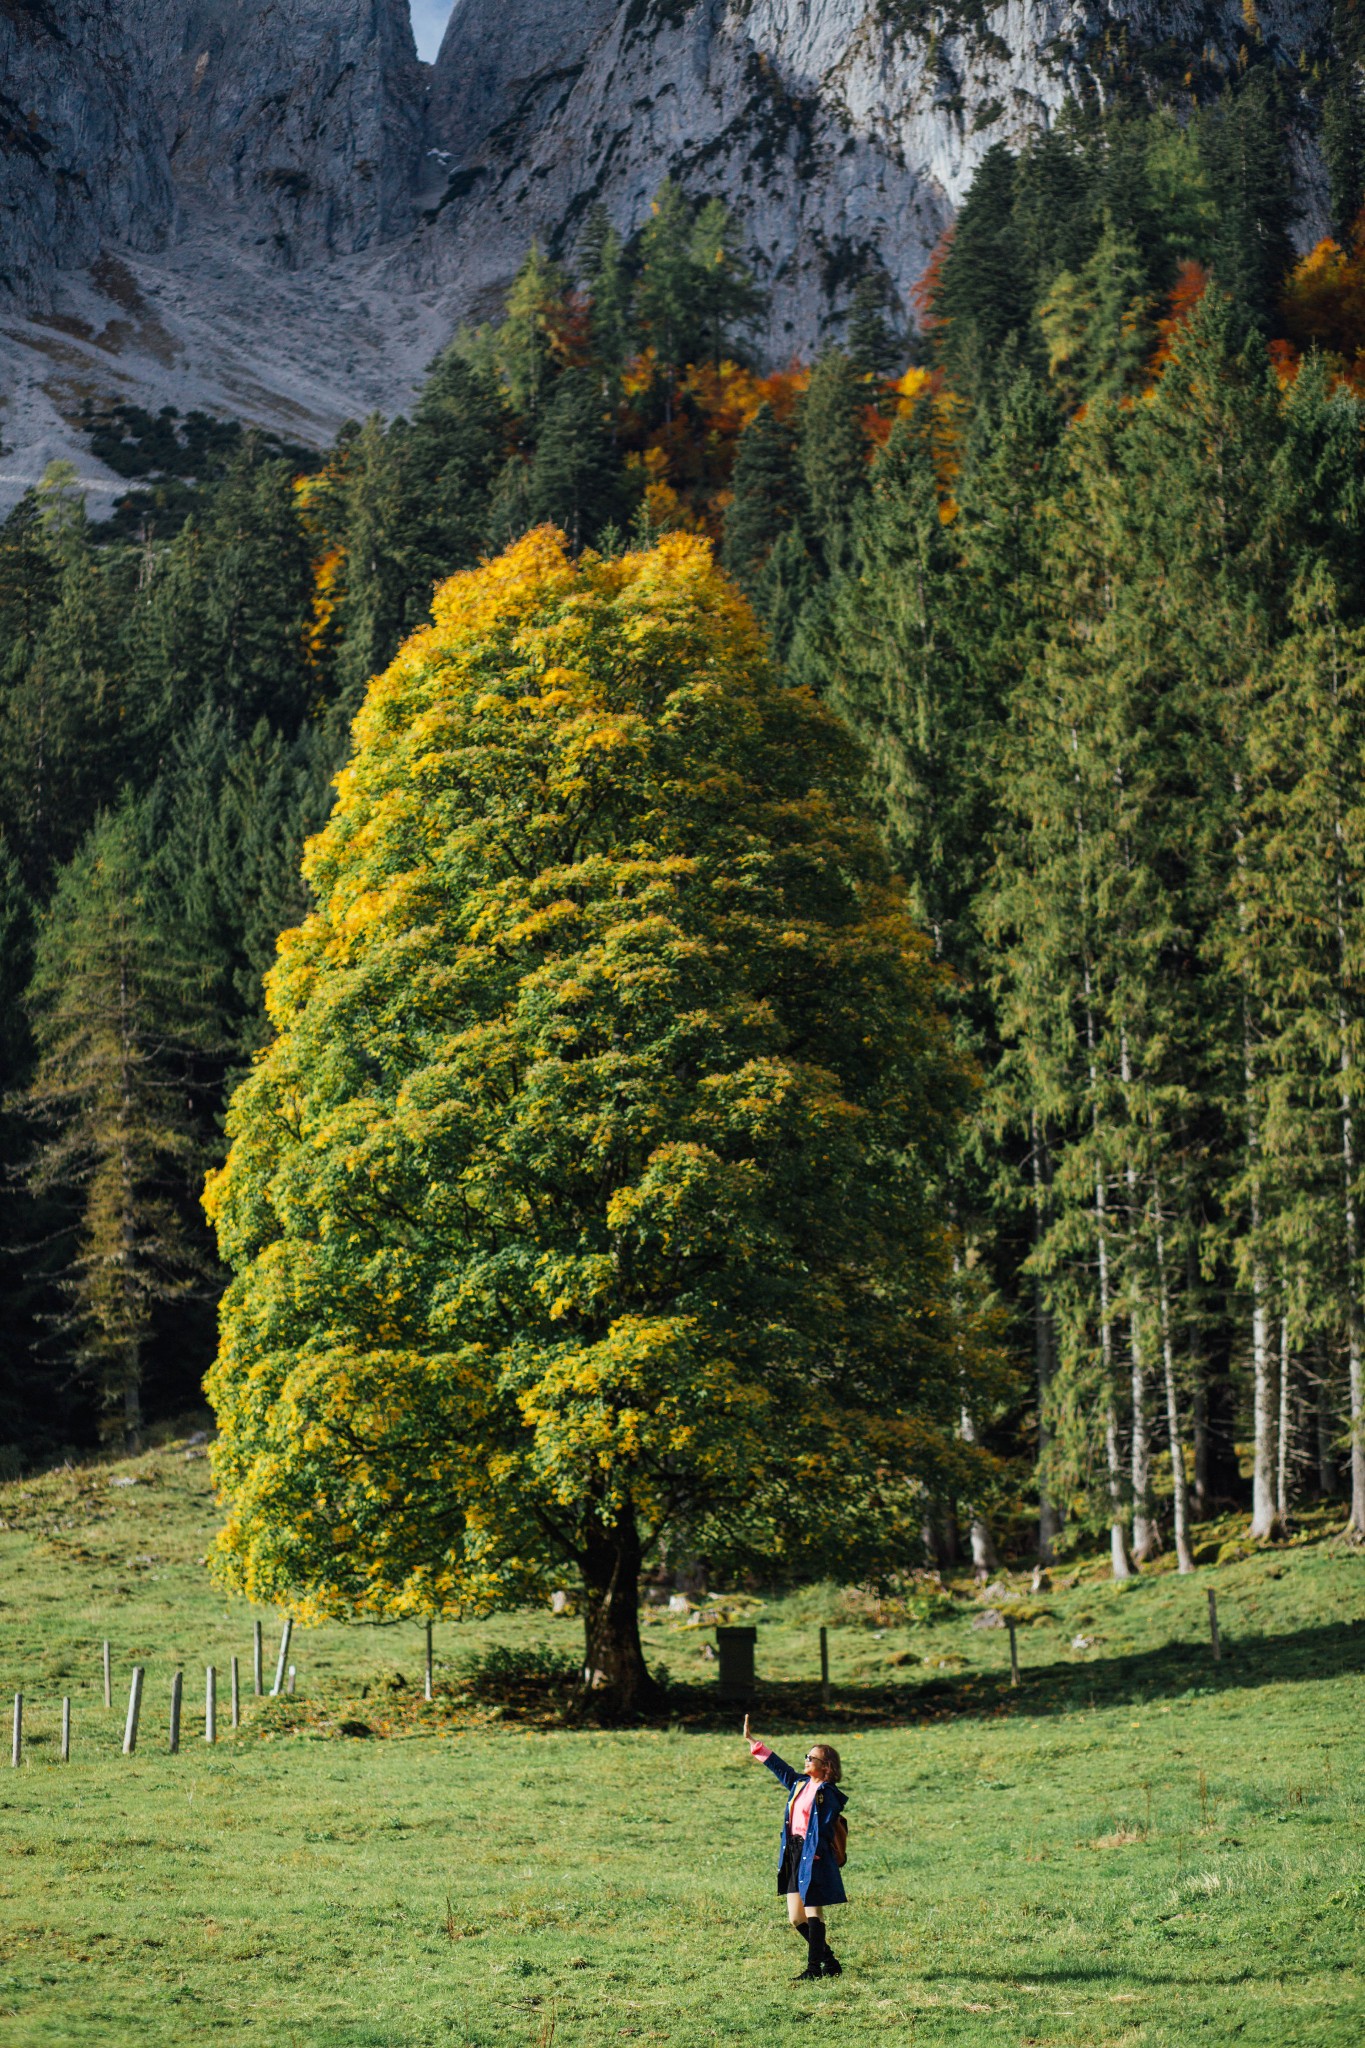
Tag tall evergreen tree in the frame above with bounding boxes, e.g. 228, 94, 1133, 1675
795, 349, 871, 578
527, 369, 629, 551
23, 803, 219, 1449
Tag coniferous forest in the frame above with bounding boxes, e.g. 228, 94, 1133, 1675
6, 66, 1365, 1572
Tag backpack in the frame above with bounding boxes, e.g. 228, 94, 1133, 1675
831, 1812, 849, 1868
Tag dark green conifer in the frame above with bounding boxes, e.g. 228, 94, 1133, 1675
526, 369, 629, 551
795, 349, 870, 576
721, 402, 800, 594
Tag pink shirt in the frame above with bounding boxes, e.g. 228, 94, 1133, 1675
750, 1742, 819, 1835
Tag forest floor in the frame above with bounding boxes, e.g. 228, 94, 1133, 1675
0, 1437, 1362, 2047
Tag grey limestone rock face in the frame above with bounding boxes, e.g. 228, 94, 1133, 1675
0, 0, 173, 306
0, 0, 1340, 504
124, 0, 427, 264
424, 0, 1331, 353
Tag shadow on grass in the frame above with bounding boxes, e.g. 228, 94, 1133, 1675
658, 1615, 1365, 1732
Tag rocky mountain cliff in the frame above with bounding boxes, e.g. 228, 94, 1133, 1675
0, 0, 1341, 505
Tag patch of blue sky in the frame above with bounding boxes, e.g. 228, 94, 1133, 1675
410, 2, 456, 64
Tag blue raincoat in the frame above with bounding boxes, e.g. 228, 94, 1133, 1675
758, 1748, 848, 1907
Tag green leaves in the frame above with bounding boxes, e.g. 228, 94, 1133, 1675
206, 530, 977, 1654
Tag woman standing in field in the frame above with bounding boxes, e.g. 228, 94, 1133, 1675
744, 1713, 848, 1979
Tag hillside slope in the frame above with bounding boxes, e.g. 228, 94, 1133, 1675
0, 0, 1343, 506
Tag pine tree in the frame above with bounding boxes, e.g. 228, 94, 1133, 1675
527, 368, 629, 550
138, 443, 315, 738
795, 349, 871, 577
818, 414, 980, 976
0, 466, 146, 892
721, 402, 800, 595
1037, 213, 1153, 411
23, 803, 219, 1449
845, 272, 904, 381
687, 197, 764, 365
933, 142, 1033, 384
580, 205, 634, 369
496, 244, 570, 423
636, 179, 703, 380
1199, 72, 1297, 329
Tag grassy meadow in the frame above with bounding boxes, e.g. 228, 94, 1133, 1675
0, 1436, 1362, 2047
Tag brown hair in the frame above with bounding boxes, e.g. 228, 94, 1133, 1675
806, 1743, 842, 1784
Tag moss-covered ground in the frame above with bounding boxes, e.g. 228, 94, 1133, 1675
1, 1438, 1362, 2045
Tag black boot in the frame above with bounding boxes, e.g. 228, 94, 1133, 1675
819, 1941, 843, 1978
804, 1920, 829, 1979
792, 1921, 817, 1979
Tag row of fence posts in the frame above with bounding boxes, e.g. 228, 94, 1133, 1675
12, 1594, 1225, 1762
11, 1617, 300, 1765
809, 1589, 1227, 1702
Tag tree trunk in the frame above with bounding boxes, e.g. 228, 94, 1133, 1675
1129, 1308, 1154, 1563
960, 1407, 1000, 1577
1086, 976, 1131, 1581
1317, 1372, 1339, 1499
123, 1374, 143, 1458
1277, 1314, 1292, 1528
1031, 1114, 1061, 1563
580, 1512, 661, 1720
1249, 1245, 1276, 1539
1330, 732, 1365, 1537
1153, 1193, 1195, 1572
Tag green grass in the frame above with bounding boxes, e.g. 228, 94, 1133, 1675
1, 1439, 1363, 2045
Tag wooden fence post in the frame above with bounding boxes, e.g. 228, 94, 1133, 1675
1008, 1618, 1021, 1688
425, 1621, 433, 1703
271, 1619, 292, 1697
1207, 1589, 1221, 1664
61, 1698, 70, 1763
205, 1667, 216, 1745
169, 1671, 183, 1755
231, 1656, 240, 1730
102, 1639, 111, 1711
122, 1668, 144, 1755
10, 1694, 20, 1768
253, 1619, 263, 1697
819, 1626, 830, 1711
286, 1664, 296, 1697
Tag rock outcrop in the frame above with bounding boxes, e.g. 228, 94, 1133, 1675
0, 1, 173, 306
0, 0, 1341, 504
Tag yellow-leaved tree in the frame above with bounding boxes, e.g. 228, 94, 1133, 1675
205, 529, 990, 1714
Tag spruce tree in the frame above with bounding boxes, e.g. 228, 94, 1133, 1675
496, 244, 569, 423
933, 142, 1032, 383
795, 349, 871, 577
527, 368, 628, 551
721, 402, 800, 595
23, 802, 219, 1449
0, 467, 145, 891
636, 179, 703, 380
845, 272, 904, 381
581, 205, 634, 370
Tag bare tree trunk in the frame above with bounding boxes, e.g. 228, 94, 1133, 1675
1277, 1314, 1292, 1528
1339, 1071, 1365, 1535
960, 1408, 1000, 1577
1153, 1188, 1195, 1572
1129, 1308, 1154, 1563
1249, 1235, 1276, 1539
1085, 970, 1132, 1580
1317, 1372, 1339, 1499
1118, 1034, 1153, 1564
1031, 1114, 1061, 1563
1329, 777, 1364, 1535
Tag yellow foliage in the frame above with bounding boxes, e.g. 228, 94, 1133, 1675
205, 527, 979, 1644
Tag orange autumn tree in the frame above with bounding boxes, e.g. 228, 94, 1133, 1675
204, 530, 987, 1716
